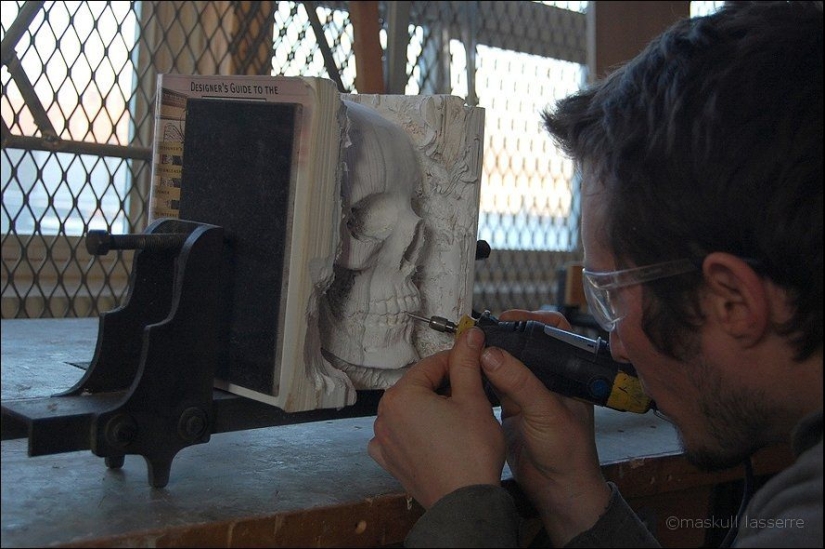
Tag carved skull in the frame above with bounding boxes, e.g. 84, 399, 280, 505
319, 100, 424, 370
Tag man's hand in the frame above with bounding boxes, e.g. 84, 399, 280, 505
482, 310, 611, 547
368, 327, 506, 509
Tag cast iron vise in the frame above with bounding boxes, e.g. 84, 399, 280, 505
1, 218, 491, 488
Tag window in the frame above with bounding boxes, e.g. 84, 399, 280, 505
394, 2, 589, 311
2, 2, 139, 237
3, 1, 719, 318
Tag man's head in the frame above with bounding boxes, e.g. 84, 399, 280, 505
544, 1, 822, 469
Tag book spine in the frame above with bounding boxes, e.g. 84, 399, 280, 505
149, 76, 187, 222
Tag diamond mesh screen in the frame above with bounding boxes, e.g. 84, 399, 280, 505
4, 2, 715, 319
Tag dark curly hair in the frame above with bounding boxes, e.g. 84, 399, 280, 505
543, 1, 823, 361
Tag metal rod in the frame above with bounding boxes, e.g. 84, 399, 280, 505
303, 0, 346, 93
86, 230, 188, 255
2, 133, 152, 161
0, 1, 46, 66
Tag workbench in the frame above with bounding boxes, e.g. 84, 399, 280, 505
1, 319, 794, 548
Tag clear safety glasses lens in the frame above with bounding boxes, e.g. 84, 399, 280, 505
582, 277, 622, 332
582, 259, 697, 332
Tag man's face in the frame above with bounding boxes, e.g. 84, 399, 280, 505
580, 174, 771, 470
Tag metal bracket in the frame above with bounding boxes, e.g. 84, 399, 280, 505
45, 219, 226, 487
2, 219, 384, 487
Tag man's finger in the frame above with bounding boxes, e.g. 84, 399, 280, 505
480, 346, 570, 418
391, 350, 451, 392
446, 327, 487, 400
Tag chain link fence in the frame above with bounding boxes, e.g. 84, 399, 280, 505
2, 1, 716, 319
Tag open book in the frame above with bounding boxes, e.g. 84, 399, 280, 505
148, 74, 484, 412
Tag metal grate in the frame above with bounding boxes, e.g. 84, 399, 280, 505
400, 1, 588, 312
3, 1, 606, 319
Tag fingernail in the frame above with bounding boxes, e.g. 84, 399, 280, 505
481, 348, 503, 371
466, 327, 484, 350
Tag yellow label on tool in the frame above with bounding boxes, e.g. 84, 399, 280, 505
455, 315, 478, 337
606, 372, 652, 413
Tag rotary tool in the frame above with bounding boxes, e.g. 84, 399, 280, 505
409, 310, 652, 414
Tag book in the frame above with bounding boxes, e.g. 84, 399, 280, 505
148, 74, 484, 412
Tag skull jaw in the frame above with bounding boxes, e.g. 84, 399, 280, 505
319, 305, 420, 371
322, 351, 412, 390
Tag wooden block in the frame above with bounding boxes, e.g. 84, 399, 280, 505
564, 261, 585, 307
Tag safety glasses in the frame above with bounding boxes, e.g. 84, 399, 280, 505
582, 259, 697, 332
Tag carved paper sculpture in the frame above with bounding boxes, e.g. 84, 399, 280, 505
325, 94, 485, 391
149, 76, 484, 411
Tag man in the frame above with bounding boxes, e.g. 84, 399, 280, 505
367, 1, 822, 547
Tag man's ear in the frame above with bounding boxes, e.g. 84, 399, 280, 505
702, 252, 769, 347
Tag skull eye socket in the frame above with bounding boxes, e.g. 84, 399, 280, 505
347, 194, 397, 242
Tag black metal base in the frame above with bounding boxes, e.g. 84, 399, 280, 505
0, 218, 350, 488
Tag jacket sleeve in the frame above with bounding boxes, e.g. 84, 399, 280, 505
734, 439, 823, 547
404, 484, 521, 548
564, 482, 660, 548
404, 482, 659, 548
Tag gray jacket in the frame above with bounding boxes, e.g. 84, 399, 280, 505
405, 410, 823, 548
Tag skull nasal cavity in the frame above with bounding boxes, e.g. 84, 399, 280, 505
348, 194, 399, 242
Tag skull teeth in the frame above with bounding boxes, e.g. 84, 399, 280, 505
363, 293, 420, 326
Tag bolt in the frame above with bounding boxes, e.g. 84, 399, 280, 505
475, 240, 491, 260
178, 407, 209, 442
86, 230, 188, 255
105, 414, 137, 448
